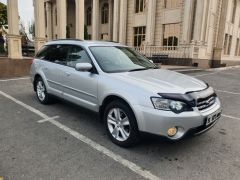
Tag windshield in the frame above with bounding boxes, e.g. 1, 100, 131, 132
89, 46, 157, 73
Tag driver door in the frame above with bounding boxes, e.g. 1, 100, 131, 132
61, 45, 99, 111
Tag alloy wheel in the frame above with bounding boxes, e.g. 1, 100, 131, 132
107, 108, 130, 142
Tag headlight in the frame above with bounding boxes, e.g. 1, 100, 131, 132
151, 97, 191, 113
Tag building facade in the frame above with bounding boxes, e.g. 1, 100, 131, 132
5, 0, 240, 67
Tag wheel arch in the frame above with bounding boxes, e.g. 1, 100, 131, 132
99, 95, 139, 129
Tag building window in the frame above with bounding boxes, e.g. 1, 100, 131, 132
228, 35, 232, 55
164, 0, 182, 9
55, 8, 57, 26
224, 34, 233, 55
223, 34, 228, 54
44, 3, 47, 28
101, 33, 109, 40
231, 0, 237, 23
87, 34, 92, 40
135, 0, 146, 13
86, 7, 92, 26
163, 23, 180, 47
101, 3, 109, 24
235, 38, 240, 56
134, 26, 146, 46
239, 17, 240, 27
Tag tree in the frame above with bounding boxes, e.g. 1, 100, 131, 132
0, 2, 7, 26
19, 20, 26, 36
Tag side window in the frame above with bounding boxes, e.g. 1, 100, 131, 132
66, 46, 92, 68
35, 46, 50, 60
53, 45, 69, 65
44, 45, 69, 65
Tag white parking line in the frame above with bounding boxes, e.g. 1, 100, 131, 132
0, 91, 49, 119
0, 77, 30, 82
0, 90, 161, 180
38, 116, 60, 123
40, 117, 160, 180
216, 89, 240, 95
222, 114, 240, 121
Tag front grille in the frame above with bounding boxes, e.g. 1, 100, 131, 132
197, 95, 216, 111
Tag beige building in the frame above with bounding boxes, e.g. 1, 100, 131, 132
6, 0, 240, 67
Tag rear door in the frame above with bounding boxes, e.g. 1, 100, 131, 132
39, 45, 68, 96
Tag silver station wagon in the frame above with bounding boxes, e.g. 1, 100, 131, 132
30, 40, 222, 147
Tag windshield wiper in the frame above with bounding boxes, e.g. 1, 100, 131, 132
128, 68, 148, 72
128, 67, 159, 72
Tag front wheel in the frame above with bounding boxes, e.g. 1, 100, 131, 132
104, 100, 139, 147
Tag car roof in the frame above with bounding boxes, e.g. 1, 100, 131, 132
45, 39, 127, 48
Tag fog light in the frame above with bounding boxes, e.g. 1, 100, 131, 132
167, 127, 178, 137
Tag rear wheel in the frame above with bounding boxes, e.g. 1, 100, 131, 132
35, 77, 52, 104
104, 100, 139, 147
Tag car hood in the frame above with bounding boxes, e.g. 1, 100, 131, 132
110, 69, 207, 94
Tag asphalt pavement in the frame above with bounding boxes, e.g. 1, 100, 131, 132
0, 67, 240, 180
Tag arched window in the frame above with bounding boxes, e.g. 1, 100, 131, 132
101, 3, 109, 24
86, 7, 92, 26
163, 23, 180, 48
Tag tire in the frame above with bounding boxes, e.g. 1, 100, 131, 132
103, 100, 140, 147
35, 77, 52, 104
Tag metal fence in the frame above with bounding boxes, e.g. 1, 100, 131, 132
133, 46, 194, 59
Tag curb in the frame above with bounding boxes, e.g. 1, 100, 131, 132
168, 65, 240, 73
174, 68, 204, 73
207, 65, 240, 72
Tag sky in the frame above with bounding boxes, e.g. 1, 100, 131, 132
0, 0, 34, 29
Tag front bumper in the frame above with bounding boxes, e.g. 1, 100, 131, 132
134, 97, 222, 140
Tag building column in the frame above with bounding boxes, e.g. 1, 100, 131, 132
181, 0, 194, 44
193, 0, 206, 44
46, 1, 52, 41
76, 0, 85, 39
34, 0, 46, 53
57, 0, 67, 39
113, 0, 119, 41
119, 0, 127, 44
108, 0, 113, 41
213, 0, 229, 62
200, 0, 209, 43
92, 0, 99, 40
146, 0, 156, 45
7, 0, 22, 59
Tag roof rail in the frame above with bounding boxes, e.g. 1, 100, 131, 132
51, 38, 83, 42
104, 40, 120, 43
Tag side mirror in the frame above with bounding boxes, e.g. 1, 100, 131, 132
75, 63, 92, 72
149, 60, 154, 63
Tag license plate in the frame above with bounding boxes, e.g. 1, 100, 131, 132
206, 110, 222, 126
